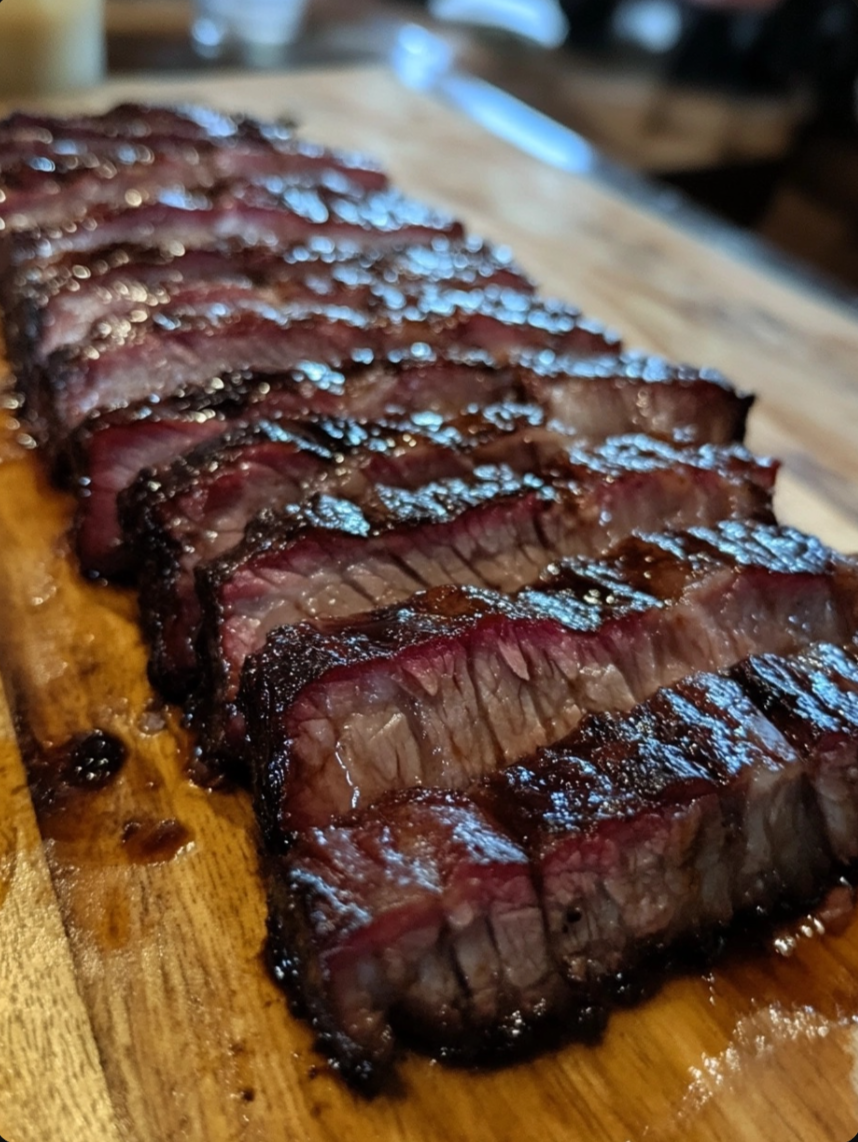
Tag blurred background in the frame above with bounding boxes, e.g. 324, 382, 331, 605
99, 0, 858, 291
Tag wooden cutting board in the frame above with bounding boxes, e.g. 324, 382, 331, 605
2, 67, 858, 1142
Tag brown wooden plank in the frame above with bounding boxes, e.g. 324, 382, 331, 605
0, 678, 124, 1142
1, 68, 858, 1142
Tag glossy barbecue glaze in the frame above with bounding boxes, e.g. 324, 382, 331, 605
124, 403, 574, 698
72, 348, 751, 578
0, 179, 465, 282
69, 349, 524, 575
0, 101, 298, 145
271, 639, 858, 1088
242, 522, 858, 840
37, 288, 615, 436
3, 92, 857, 1130
0, 101, 387, 234
196, 442, 776, 774
6, 236, 531, 371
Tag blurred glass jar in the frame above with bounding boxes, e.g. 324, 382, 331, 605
0, 0, 105, 98
192, 0, 310, 65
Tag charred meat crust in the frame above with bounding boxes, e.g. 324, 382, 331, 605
0, 101, 385, 230
240, 522, 858, 841
0, 134, 388, 238
0, 180, 465, 283
31, 284, 617, 438
193, 443, 777, 776
270, 639, 858, 1090
0, 102, 299, 147
3, 236, 533, 377
68, 349, 528, 577
4, 100, 831, 1098
266, 788, 580, 1089
122, 404, 574, 699
70, 347, 751, 580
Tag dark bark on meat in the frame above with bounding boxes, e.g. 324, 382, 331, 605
4, 236, 531, 374
271, 638, 858, 1089
68, 350, 524, 577
241, 522, 857, 840
32, 289, 615, 439
196, 445, 776, 776
70, 348, 750, 580
123, 404, 575, 698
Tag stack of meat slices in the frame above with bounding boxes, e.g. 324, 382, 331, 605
3, 102, 857, 1092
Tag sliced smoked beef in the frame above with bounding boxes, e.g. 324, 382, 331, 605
0, 100, 387, 233
32, 286, 616, 437
728, 641, 858, 864
4, 100, 857, 1099
268, 639, 858, 1088
196, 442, 777, 774
0, 181, 463, 286
71, 348, 751, 579
240, 522, 858, 840
70, 351, 523, 576
123, 404, 577, 698
0, 139, 387, 235
6, 236, 532, 373
0, 102, 298, 149
267, 789, 570, 1088
522, 351, 751, 445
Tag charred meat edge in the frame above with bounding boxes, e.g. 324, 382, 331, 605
193, 444, 777, 776
70, 347, 751, 579
268, 637, 858, 1089
240, 522, 858, 839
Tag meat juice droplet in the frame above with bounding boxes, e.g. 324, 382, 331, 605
120, 818, 193, 864
62, 729, 128, 788
33, 731, 129, 840
42, 726, 126, 790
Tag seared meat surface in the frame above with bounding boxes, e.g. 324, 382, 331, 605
0, 102, 299, 148
268, 789, 567, 1087
6, 237, 531, 371
197, 445, 776, 775
270, 638, 858, 1088
2, 100, 853, 1094
72, 347, 751, 579
241, 522, 858, 838
69, 350, 524, 577
123, 404, 576, 698
0, 132, 387, 234
0, 180, 464, 282
35, 289, 615, 437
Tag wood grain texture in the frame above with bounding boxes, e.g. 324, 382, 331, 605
1, 68, 858, 1142
0, 678, 124, 1142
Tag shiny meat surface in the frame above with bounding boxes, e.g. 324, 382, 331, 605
526, 351, 752, 445
0, 101, 385, 233
3, 99, 842, 1096
36, 289, 616, 436
271, 639, 858, 1088
71, 346, 750, 580
196, 442, 776, 773
123, 404, 573, 698
268, 790, 567, 1087
0, 181, 463, 281
69, 350, 525, 577
7, 236, 531, 369
0, 102, 298, 147
241, 522, 858, 838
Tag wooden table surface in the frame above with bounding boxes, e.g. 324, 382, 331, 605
2, 67, 858, 1142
